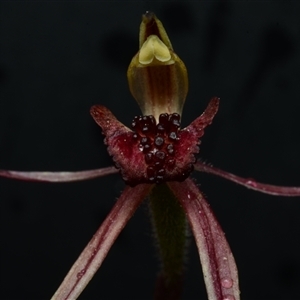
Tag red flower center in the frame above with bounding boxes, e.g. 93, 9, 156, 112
131, 113, 192, 184
90, 97, 219, 187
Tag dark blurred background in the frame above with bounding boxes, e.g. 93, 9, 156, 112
1, 2, 300, 299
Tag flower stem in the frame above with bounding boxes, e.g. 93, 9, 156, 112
149, 184, 187, 299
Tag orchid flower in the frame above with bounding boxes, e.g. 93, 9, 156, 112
1, 12, 300, 300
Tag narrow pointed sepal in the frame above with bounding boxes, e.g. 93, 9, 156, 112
0, 167, 118, 182
175, 97, 220, 172
168, 179, 240, 300
195, 161, 300, 196
51, 183, 153, 300
90, 105, 148, 186
184, 96, 219, 139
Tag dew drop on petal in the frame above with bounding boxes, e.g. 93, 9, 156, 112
157, 168, 165, 176
76, 269, 86, 279
246, 178, 257, 187
166, 144, 174, 155
91, 247, 97, 258
154, 136, 164, 147
155, 150, 166, 161
145, 152, 153, 164
221, 278, 233, 289
223, 295, 235, 300
143, 144, 151, 152
169, 131, 177, 140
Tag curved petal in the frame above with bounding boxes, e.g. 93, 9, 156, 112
0, 166, 118, 182
174, 97, 219, 175
90, 105, 149, 186
51, 183, 153, 300
195, 161, 300, 196
168, 179, 240, 300
184, 97, 219, 136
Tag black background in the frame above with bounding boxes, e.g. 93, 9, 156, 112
1, 2, 300, 300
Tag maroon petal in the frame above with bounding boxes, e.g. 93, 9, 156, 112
176, 97, 220, 170
183, 97, 219, 139
168, 179, 240, 300
195, 161, 300, 196
90, 105, 148, 185
51, 183, 153, 300
0, 166, 118, 182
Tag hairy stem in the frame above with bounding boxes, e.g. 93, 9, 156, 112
149, 184, 187, 300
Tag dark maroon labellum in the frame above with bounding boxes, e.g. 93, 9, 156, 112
130, 113, 193, 184
90, 97, 219, 187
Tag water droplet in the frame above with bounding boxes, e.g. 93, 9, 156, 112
166, 144, 174, 155
154, 161, 163, 168
141, 137, 149, 145
187, 194, 191, 199
143, 144, 151, 152
246, 178, 257, 187
156, 175, 164, 183
223, 295, 235, 300
221, 278, 233, 289
145, 153, 153, 164
91, 247, 97, 258
159, 113, 169, 124
76, 269, 86, 279
157, 169, 165, 176
154, 136, 164, 147
166, 158, 175, 168
142, 126, 149, 133
157, 123, 165, 133
169, 131, 177, 140
155, 151, 166, 161
147, 166, 156, 179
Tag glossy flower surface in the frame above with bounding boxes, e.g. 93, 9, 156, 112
90, 97, 219, 186
91, 12, 220, 187
86, 15, 241, 297
1, 11, 300, 300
